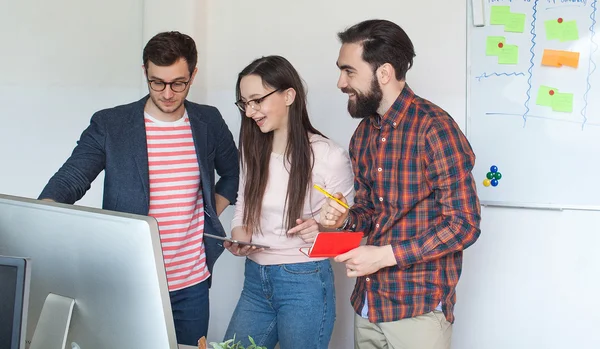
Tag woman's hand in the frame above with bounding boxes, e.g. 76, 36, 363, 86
224, 226, 264, 257
287, 218, 319, 243
223, 241, 264, 257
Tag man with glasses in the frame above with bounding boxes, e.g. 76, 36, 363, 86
38, 31, 239, 345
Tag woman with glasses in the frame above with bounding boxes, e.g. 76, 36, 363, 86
223, 55, 354, 349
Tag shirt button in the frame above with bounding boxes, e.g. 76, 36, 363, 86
366, 277, 370, 282
381, 137, 386, 142
379, 197, 384, 202
375, 224, 380, 228
393, 122, 397, 126
377, 167, 382, 172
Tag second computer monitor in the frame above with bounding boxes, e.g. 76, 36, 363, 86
0, 255, 30, 349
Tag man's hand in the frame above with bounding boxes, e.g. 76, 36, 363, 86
215, 194, 230, 216
287, 218, 319, 243
334, 245, 396, 277
319, 192, 348, 228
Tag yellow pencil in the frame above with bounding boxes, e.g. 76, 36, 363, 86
313, 184, 350, 209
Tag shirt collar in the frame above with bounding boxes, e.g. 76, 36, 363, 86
371, 84, 415, 129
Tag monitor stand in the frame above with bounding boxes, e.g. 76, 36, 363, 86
29, 293, 75, 349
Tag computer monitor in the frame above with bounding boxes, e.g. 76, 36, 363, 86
0, 255, 30, 349
0, 194, 178, 349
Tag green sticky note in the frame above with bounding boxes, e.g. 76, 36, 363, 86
536, 86, 558, 107
486, 36, 506, 56
545, 19, 562, 40
552, 92, 574, 112
498, 44, 519, 64
560, 20, 579, 42
504, 13, 526, 33
490, 6, 511, 25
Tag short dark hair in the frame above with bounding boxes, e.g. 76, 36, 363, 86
143, 31, 197, 76
338, 19, 415, 80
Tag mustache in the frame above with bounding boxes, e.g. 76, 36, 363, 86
341, 87, 357, 95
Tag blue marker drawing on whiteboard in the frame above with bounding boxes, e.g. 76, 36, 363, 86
582, 0, 598, 129
523, 0, 539, 128
475, 72, 525, 81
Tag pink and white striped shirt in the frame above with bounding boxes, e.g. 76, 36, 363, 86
145, 112, 209, 292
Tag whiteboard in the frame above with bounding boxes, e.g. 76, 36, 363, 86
467, 0, 600, 207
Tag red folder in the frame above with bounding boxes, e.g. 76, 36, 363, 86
299, 232, 364, 258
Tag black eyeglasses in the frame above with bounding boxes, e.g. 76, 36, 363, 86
235, 89, 280, 112
147, 79, 191, 93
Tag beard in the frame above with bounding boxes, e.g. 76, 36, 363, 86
343, 76, 383, 119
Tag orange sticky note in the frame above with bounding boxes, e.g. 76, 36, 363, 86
559, 51, 580, 68
541, 49, 561, 67
541, 49, 580, 68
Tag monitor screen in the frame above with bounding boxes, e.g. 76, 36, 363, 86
0, 194, 178, 349
0, 256, 29, 349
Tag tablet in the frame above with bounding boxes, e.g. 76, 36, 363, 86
203, 233, 270, 249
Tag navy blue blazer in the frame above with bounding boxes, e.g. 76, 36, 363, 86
39, 96, 239, 279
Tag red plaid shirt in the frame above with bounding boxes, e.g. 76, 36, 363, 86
347, 85, 481, 323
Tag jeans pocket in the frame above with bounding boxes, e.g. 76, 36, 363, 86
282, 261, 320, 274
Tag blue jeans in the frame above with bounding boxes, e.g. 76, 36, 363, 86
225, 259, 336, 349
169, 280, 209, 345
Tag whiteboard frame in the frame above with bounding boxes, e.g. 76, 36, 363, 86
481, 200, 600, 211
466, 0, 474, 146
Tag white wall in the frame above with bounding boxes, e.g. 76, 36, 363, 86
454, 206, 600, 349
2, 0, 599, 348
0, 0, 145, 206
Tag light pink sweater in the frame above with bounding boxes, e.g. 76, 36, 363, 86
231, 134, 355, 265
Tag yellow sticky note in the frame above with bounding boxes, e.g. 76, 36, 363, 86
490, 6, 511, 25
536, 86, 558, 107
560, 20, 579, 42
545, 18, 580, 42
504, 13, 526, 33
498, 45, 519, 65
486, 36, 506, 56
545, 19, 562, 40
552, 92, 574, 113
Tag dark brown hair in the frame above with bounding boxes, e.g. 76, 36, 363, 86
143, 31, 197, 76
338, 19, 416, 80
236, 55, 324, 235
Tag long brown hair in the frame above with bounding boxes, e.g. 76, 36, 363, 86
236, 55, 324, 235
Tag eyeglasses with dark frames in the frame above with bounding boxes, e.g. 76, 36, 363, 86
235, 89, 281, 112
147, 79, 191, 93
